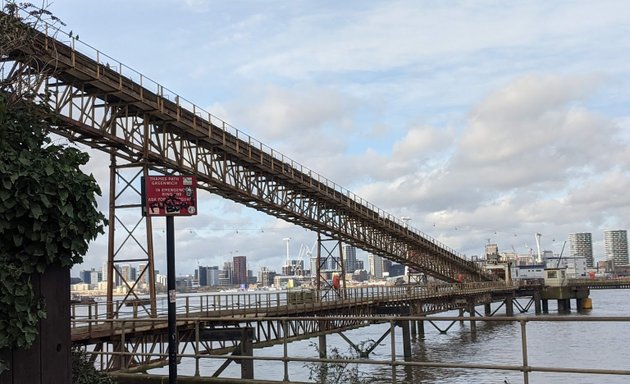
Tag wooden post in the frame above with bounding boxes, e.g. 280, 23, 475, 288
400, 321, 412, 361
0, 266, 71, 384
240, 329, 253, 379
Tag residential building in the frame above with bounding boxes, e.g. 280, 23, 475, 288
604, 230, 629, 267
233, 256, 248, 286
79, 269, 92, 285
568, 232, 594, 267
207, 266, 220, 286
382, 259, 392, 274
368, 254, 383, 279
343, 245, 358, 273
198, 266, 208, 286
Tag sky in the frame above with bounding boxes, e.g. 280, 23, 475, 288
43, 1, 630, 276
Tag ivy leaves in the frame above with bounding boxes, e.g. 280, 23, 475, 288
0, 264, 44, 349
0, 93, 106, 370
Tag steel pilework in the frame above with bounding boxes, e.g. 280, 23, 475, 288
0, 10, 496, 313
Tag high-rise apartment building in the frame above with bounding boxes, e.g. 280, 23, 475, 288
232, 256, 248, 286
208, 266, 220, 286
568, 232, 594, 267
343, 245, 358, 273
119, 264, 136, 284
102, 262, 109, 282
310, 256, 318, 277
604, 230, 629, 266
382, 259, 392, 275
137, 263, 150, 285
368, 254, 383, 279
198, 266, 208, 286
80, 270, 92, 284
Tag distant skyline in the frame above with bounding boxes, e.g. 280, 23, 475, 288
46, 1, 630, 276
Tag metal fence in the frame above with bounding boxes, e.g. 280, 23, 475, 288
70, 282, 515, 323
75, 314, 630, 384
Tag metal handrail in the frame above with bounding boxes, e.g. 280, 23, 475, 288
75, 315, 630, 384
70, 281, 518, 324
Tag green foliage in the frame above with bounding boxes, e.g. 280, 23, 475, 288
305, 341, 371, 384
0, 95, 105, 270
0, 91, 106, 372
0, 264, 45, 348
72, 348, 114, 384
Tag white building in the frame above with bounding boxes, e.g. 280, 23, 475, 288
545, 256, 587, 278
512, 264, 545, 280
368, 254, 383, 279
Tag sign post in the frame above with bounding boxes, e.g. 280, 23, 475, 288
143, 175, 197, 384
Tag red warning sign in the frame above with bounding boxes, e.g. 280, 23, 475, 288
144, 176, 197, 216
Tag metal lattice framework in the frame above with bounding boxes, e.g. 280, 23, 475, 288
0, 9, 496, 306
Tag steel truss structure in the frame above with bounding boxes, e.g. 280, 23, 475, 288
105, 161, 157, 318
315, 234, 346, 299
76, 311, 373, 373
0, 9, 496, 311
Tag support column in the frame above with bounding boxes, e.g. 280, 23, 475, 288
105, 157, 157, 319
319, 328, 328, 377
240, 332, 253, 380
484, 303, 492, 316
558, 299, 570, 313
534, 292, 542, 315
318, 334, 327, 358
338, 241, 346, 296
505, 297, 514, 317
409, 304, 417, 338
316, 235, 345, 300
400, 321, 412, 362
557, 298, 571, 311
106, 152, 116, 318
576, 298, 584, 312
468, 300, 477, 335
316, 234, 322, 298
458, 308, 465, 324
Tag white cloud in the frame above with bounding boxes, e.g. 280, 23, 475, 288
53, 0, 630, 274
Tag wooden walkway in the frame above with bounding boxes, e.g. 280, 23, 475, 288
71, 282, 518, 343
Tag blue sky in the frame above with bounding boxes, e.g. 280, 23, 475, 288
46, 1, 630, 275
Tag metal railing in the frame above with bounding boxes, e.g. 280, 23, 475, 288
70, 282, 516, 325
76, 315, 630, 384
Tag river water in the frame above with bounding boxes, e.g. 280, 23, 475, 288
142, 289, 630, 383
